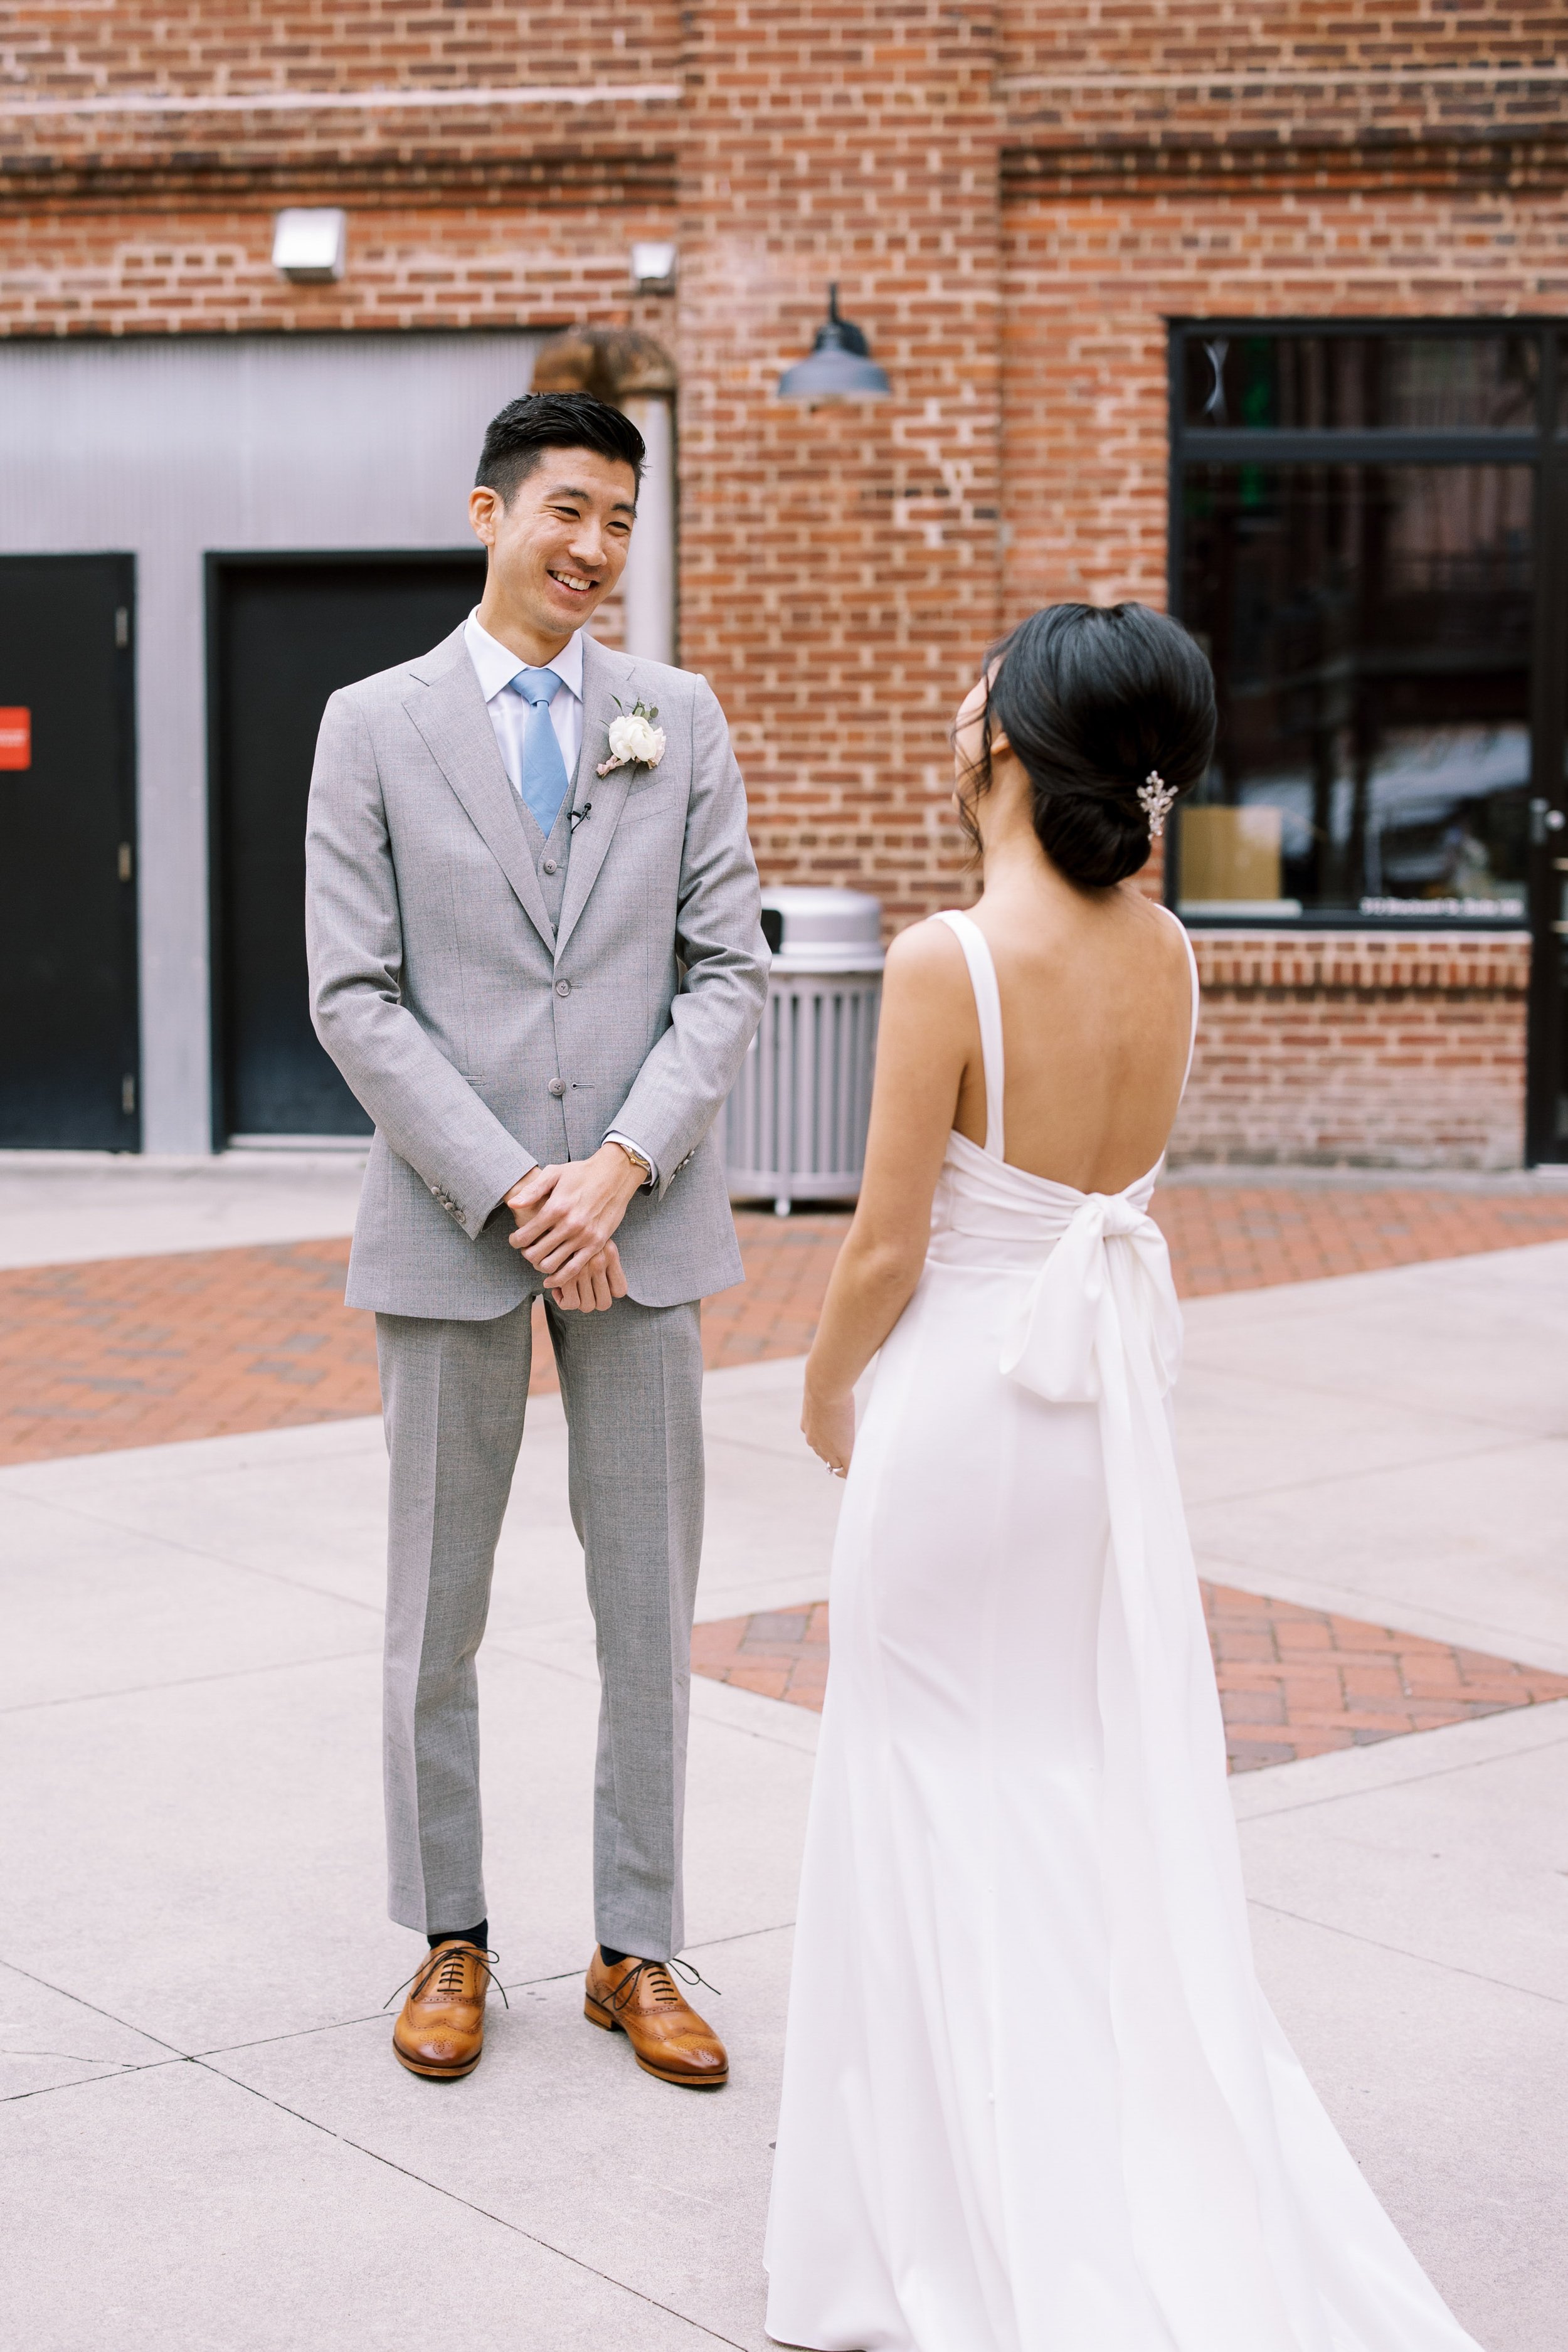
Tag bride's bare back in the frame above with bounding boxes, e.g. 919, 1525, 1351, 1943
800, 600, 1217, 1476
946, 877, 1194, 1196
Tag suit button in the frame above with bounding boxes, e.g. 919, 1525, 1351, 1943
543, 857, 558, 876
554, 979, 571, 998
548, 1078, 566, 1098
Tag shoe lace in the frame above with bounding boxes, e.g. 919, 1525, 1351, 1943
608, 1954, 721, 2016
383, 1943, 509, 2011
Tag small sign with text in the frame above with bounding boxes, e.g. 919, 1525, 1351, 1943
0, 708, 31, 770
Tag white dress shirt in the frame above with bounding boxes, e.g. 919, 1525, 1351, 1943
462, 609, 657, 1192
464, 608, 584, 793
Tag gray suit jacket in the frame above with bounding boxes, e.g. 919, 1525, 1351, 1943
305, 623, 768, 1318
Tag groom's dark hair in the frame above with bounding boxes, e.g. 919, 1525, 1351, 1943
475, 391, 645, 504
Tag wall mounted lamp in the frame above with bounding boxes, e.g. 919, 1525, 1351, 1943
776, 286, 890, 401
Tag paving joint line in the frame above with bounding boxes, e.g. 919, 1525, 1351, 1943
4, 1917, 798, 2159
157, 1922, 805, 2067
1197, 1556, 1568, 1673
0, 1645, 383, 1716
0, 1484, 389, 1616
193, 2062, 751, 2346
0, 1953, 198, 2103
1, 2053, 189, 2105
1180, 1422, 1548, 1505
1234, 1717, 1568, 1820
704, 1431, 813, 1465
1248, 1897, 1568, 2011
0, 1419, 386, 1488
1182, 1431, 1535, 1512
486, 1629, 818, 1752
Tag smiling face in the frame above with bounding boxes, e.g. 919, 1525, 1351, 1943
469, 445, 638, 663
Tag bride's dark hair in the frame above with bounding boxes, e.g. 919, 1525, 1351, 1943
958, 602, 1217, 889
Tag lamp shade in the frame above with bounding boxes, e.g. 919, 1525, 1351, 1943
778, 287, 890, 401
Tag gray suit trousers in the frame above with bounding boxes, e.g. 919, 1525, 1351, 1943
376, 1292, 704, 1961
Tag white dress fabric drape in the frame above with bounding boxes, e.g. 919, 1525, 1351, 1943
764, 909, 1483, 2352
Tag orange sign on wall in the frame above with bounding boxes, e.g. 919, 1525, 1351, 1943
0, 709, 31, 770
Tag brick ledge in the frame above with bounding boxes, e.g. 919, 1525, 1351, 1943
1190, 928, 1531, 995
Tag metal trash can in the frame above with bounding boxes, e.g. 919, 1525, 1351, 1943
725, 886, 884, 1216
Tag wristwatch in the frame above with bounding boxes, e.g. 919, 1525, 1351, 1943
608, 1137, 655, 1190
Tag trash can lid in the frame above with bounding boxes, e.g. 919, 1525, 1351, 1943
760, 886, 884, 970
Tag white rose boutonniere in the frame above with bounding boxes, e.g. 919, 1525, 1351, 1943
596, 697, 667, 777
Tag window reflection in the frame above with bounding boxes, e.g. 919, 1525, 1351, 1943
1182, 335, 1539, 433
1178, 465, 1533, 918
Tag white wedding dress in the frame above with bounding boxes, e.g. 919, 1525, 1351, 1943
765, 908, 1483, 2352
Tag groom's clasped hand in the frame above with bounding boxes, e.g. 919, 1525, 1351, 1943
503, 1142, 641, 1313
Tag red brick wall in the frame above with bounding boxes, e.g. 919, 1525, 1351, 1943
1172, 933, 1532, 1170
0, 4, 682, 194
1, 0, 1562, 1164
1000, 191, 1568, 623
674, 3, 1004, 926
0, 209, 679, 337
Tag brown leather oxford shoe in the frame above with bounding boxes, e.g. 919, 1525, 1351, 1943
584, 1948, 728, 2088
390, 1939, 497, 2080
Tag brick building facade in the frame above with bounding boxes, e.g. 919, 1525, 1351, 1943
1, 4, 1564, 1166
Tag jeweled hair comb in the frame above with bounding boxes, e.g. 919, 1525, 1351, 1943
1136, 770, 1178, 840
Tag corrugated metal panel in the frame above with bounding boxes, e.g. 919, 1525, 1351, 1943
0, 332, 543, 1149
725, 972, 882, 1210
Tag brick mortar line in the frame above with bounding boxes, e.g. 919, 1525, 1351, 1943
1000, 67, 1568, 93
0, 82, 685, 120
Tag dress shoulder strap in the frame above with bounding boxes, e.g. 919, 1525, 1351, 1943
934, 909, 1005, 1158
1153, 902, 1201, 1093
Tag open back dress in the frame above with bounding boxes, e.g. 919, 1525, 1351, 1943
764, 908, 1484, 2352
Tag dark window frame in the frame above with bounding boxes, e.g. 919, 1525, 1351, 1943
1167, 318, 1568, 1163
1165, 316, 1567, 935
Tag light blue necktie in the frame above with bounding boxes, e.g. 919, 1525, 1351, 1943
509, 667, 571, 835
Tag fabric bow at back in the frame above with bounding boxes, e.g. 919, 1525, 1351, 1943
999, 1190, 1183, 1406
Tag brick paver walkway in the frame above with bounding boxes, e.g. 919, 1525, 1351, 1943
691, 1601, 831, 1710
691, 1584, 1568, 1770
0, 1215, 849, 1468
1156, 1182, 1568, 1296
3, 1187, 1568, 1468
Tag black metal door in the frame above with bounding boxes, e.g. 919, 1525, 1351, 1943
209, 552, 486, 1142
1524, 331, 1568, 1162
0, 555, 139, 1150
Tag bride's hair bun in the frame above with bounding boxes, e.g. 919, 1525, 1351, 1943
970, 603, 1216, 889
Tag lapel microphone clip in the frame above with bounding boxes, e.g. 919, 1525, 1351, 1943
569, 801, 593, 829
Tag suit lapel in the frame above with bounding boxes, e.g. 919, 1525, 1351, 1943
557, 635, 637, 957
403, 644, 556, 954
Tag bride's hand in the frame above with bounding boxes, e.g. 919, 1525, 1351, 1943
548, 1241, 628, 1314
802, 1380, 854, 1478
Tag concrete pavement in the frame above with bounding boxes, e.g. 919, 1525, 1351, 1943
0, 1147, 367, 1269
3, 1241, 1567, 2346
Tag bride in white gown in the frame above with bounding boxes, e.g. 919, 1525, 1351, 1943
765, 603, 1485, 2352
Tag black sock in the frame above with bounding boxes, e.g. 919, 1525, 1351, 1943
428, 1919, 487, 1951
599, 1943, 628, 1967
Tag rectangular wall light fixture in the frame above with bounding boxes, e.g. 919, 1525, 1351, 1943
272, 209, 347, 283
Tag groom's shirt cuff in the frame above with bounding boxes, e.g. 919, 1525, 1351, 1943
603, 1130, 659, 1190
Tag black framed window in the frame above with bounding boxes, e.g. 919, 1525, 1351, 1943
1168, 321, 1565, 933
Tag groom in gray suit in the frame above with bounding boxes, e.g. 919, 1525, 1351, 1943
305, 391, 767, 2087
